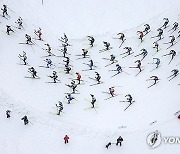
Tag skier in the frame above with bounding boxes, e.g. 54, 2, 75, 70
19, 51, 27, 65
153, 58, 161, 68
169, 35, 175, 45
66, 93, 74, 104
172, 22, 178, 31
61, 33, 68, 44
88, 36, 95, 47
67, 80, 77, 93
153, 42, 159, 52
109, 87, 115, 97
63, 57, 70, 66
125, 94, 133, 104
117, 32, 125, 41
88, 59, 94, 70
103, 41, 111, 50
168, 69, 179, 81
21, 115, 29, 125
157, 28, 163, 40
64, 64, 71, 74
6, 110, 11, 118
116, 64, 122, 73
178, 31, 180, 38
135, 48, 148, 61
44, 58, 52, 68
28, 67, 37, 78
143, 24, 151, 34
56, 101, 63, 115
82, 49, 88, 58
76, 72, 81, 84
110, 54, 116, 63
116, 136, 123, 146
135, 60, 142, 72
6, 25, 14, 35
49, 71, 58, 83
95, 72, 101, 84
90, 94, 96, 108
34, 27, 42, 40
1, 5, 8, 17
161, 18, 169, 29
64, 135, 69, 144
123, 47, 133, 56
25, 34, 32, 44
163, 50, 176, 64
61, 44, 68, 57
15, 17, 23, 29
105, 142, 112, 149
137, 31, 144, 42
148, 76, 159, 87
44, 43, 52, 56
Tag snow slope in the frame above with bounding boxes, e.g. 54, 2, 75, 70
0, 0, 180, 153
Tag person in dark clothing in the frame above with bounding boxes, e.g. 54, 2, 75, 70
64, 135, 69, 144
105, 142, 111, 149
6, 110, 11, 118
116, 136, 123, 146
21, 115, 28, 125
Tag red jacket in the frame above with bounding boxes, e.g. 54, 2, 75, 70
77, 73, 81, 79
64, 135, 69, 141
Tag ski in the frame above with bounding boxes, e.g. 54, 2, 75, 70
82, 69, 95, 71
99, 47, 113, 53
105, 60, 118, 67
122, 52, 134, 58
119, 39, 126, 48
111, 72, 120, 78
135, 68, 145, 77
124, 101, 135, 111
89, 82, 104, 86
45, 81, 61, 83
24, 76, 40, 79
104, 94, 119, 100
166, 42, 178, 50
168, 75, 178, 81
149, 120, 157, 125
19, 42, 34, 45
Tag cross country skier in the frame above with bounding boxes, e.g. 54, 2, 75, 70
147, 76, 159, 88
15, 17, 23, 29
61, 44, 68, 57
28, 67, 38, 78
95, 72, 101, 84
116, 64, 122, 73
56, 101, 63, 115
135, 48, 148, 61
19, 51, 27, 65
49, 71, 58, 83
64, 64, 71, 74
88, 59, 94, 70
168, 35, 175, 45
103, 41, 111, 50
21, 115, 29, 125
66, 93, 74, 104
157, 28, 163, 40
61, 33, 68, 43
143, 24, 150, 34
153, 58, 160, 68
168, 69, 179, 81
82, 49, 88, 58
64, 135, 69, 144
44, 58, 52, 68
6, 110, 11, 118
67, 80, 77, 93
153, 42, 159, 52
6, 25, 14, 35
122, 47, 133, 57
163, 50, 176, 64
34, 27, 42, 40
87, 36, 95, 47
116, 136, 123, 146
63, 57, 70, 66
1, 5, 8, 17
44, 43, 52, 56
125, 94, 133, 104
105, 142, 112, 149
90, 94, 96, 108
110, 54, 116, 63
161, 18, 169, 29
169, 22, 179, 32
109, 87, 115, 97
25, 34, 32, 44
76, 72, 81, 84
117, 32, 125, 41
135, 60, 142, 72
137, 31, 144, 42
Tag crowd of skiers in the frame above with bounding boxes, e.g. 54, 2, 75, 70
1, 4, 180, 149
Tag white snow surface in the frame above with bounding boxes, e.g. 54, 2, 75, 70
0, 0, 180, 153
